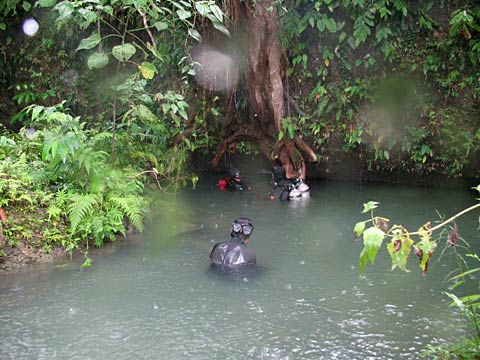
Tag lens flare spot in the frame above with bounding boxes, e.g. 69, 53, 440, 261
191, 45, 239, 92
22, 18, 39, 37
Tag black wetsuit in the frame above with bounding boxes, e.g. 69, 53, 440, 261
226, 178, 245, 191
272, 165, 295, 201
210, 235, 256, 270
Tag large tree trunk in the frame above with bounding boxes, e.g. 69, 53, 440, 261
212, 0, 317, 178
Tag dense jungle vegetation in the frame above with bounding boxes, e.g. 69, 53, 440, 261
0, 0, 479, 356
0, 0, 478, 263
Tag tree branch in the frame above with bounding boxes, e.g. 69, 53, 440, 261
295, 133, 317, 162
137, 7, 156, 47
212, 126, 261, 168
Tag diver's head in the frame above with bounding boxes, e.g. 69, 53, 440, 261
229, 168, 241, 182
231, 217, 254, 240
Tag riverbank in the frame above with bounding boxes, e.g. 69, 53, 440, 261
1, 166, 478, 278
0, 242, 66, 277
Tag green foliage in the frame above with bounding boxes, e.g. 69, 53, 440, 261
422, 253, 480, 358
355, 188, 480, 356
278, 0, 480, 177
0, 0, 31, 30
359, 226, 385, 274
1, 104, 151, 256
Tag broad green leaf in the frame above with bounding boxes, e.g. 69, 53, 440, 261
54, 1, 74, 22
135, 104, 158, 123
87, 53, 109, 69
35, 0, 57, 7
387, 234, 413, 272
77, 9, 98, 29
362, 201, 379, 213
77, 32, 101, 51
176, 9, 191, 20
360, 226, 385, 274
316, 18, 325, 31
354, 221, 366, 238
195, 2, 209, 16
162, 103, 170, 114
326, 18, 337, 33
112, 43, 136, 62
212, 20, 230, 36
97, 5, 113, 16
414, 224, 437, 273
188, 28, 202, 42
153, 21, 169, 31
138, 62, 157, 79
178, 108, 188, 120
23, 1, 32, 11
209, 4, 223, 22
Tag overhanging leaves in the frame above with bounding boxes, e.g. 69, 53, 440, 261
354, 221, 366, 239
387, 231, 413, 272
87, 53, 109, 69
359, 226, 385, 274
362, 201, 379, 213
414, 223, 437, 274
76, 32, 101, 51
138, 62, 157, 79
112, 44, 136, 62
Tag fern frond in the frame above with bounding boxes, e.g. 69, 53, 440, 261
90, 131, 112, 146
109, 195, 144, 232
67, 193, 98, 232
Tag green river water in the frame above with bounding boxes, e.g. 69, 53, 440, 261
1, 176, 479, 359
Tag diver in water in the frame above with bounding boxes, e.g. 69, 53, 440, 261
217, 169, 250, 192
270, 160, 309, 200
210, 218, 256, 271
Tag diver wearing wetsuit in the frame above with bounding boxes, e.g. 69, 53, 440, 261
210, 218, 256, 271
272, 163, 296, 200
226, 169, 246, 191
271, 161, 309, 200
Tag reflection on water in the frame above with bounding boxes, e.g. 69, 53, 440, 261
0, 178, 478, 359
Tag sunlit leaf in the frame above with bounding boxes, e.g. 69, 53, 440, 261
138, 62, 157, 79
362, 201, 379, 213
354, 221, 366, 239
359, 226, 385, 274
176, 9, 191, 20
387, 233, 413, 272
209, 4, 224, 22
414, 226, 437, 274
456, 294, 480, 306
188, 28, 202, 42
135, 104, 158, 123
77, 32, 101, 51
326, 18, 337, 33
87, 53, 109, 69
54, 1, 74, 22
35, 0, 57, 7
23, 1, 32, 11
444, 292, 467, 311
153, 21, 168, 31
112, 43, 136, 62
195, 2, 209, 16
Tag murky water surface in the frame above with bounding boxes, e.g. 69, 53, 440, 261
1, 177, 479, 359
